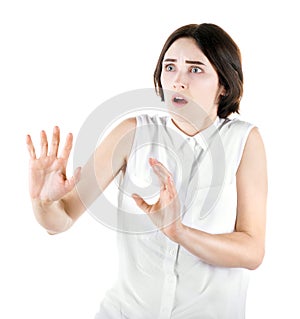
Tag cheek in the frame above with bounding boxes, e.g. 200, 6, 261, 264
192, 77, 219, 96
190, 83, 220, 109
160, 72, 172, 88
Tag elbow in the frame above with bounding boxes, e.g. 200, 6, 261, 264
47, 230, 60, 235
44, 217, 74, 235
246, 247, 265, 270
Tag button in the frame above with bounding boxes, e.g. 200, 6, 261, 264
166, 273, 177, 285
169, 247, 176, 256
195, 143, 201, 150
167, 276, 174, 283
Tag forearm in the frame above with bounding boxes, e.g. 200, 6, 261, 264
172, 225, 264, 270
32, 198, 73, 235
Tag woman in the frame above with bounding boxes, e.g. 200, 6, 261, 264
26, 23, 267, 318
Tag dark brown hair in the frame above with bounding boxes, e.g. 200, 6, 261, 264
153, 23, 243, 118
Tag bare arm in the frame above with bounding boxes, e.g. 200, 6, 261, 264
27, 118, 136, 234
133, 127, 267, 270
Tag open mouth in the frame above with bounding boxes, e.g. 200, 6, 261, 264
171, 94, 188, 107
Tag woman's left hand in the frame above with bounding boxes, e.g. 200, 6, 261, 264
132, 158, 184, 240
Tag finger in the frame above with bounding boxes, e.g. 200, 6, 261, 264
132, 194, 151, 213
149, 158, 172, 178
166, 175, 176, 198
73, 166, 81, 183
49, 126, 60, 157
149, 157, 158, 166
151, 161, 171, 188
60, 133, 73, 161
26, 135, 37, 159
151, 161, 177, 199
40, 130, 48, 157
64, 167, 81, 192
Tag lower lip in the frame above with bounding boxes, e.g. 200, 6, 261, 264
171, 99, 188, 107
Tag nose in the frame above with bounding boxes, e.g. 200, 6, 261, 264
173, 72, 188, 90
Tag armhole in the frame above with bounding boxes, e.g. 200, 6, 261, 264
124, 116, 139, 165
124, 115, 145, 167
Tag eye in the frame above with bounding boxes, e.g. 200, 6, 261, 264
164, 64, 175, 72
190, 66, 202, 73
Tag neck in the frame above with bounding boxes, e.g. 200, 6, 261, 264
171, 114, 217, 137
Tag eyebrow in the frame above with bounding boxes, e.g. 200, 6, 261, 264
163, 58, 205, 66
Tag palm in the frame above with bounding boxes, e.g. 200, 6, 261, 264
153, 196, 179, 234
132, 159, 182, 235
29, 156, 68, 201
26, 127, 79, 202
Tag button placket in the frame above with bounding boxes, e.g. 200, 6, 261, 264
158, 242, 179, 319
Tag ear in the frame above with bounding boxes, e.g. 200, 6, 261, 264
219, 85, 227, 97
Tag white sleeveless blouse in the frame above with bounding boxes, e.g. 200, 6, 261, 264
96, 114, 255, 319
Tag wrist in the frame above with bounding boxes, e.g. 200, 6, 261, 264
165, 223, 187, 243
31, 197, 54, 208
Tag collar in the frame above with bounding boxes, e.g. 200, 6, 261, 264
166, 116, 224, 151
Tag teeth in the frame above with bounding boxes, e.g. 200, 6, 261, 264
172, 95, 187, 104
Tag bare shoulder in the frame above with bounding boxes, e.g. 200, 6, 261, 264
237, 127, 268, 215
237, 126, 267, 174
106, 117, 137, 144
244, 126, 265, 150
104, 117, 137, 161
116, 117, 137, 131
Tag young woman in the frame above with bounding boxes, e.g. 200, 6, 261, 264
26, 23, 267, 319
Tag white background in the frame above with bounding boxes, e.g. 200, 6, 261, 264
0, 0, 299, 318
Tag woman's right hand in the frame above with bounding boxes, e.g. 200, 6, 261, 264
26, 126, 81, 203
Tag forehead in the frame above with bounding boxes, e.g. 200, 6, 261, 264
164, 37, 209, 63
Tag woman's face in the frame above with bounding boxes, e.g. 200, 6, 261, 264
160, 37, 224, 132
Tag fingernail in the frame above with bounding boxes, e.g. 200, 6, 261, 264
149, 158, 158, 165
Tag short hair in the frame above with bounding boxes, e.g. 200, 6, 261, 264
153, 23, 243, 118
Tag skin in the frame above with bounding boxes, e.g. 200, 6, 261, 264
26, 119, 136, 234
160, 37, 225, 135
27, 37, 267, 270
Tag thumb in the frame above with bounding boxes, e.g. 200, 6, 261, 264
73, 166, 81, 183
64, 167, 81, 192
132, 193, 151, 213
